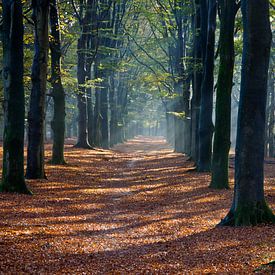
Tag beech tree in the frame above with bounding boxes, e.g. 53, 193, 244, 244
74, 0, 95, 149
220, 0, 274, 226
210, 0, 239, 189
0, 0, 31, 194
26, 0, 50, 179
190, 0, 203, 162
197, 0, 216, 172
49, 0, 66, 164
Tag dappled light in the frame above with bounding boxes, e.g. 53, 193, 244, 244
0, 137, 273, 273
0, 0, 274, 273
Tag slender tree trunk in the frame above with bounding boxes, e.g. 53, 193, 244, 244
109, 73, 118, 147
94, 59, 102, 147
75, 35, 91, 148
174, 92, 185, 153
86, 62, 95, 147
267, 66, 274, 157
86, 0, 97, 147
26, 0, 49, 179
183, 80, 191, 155
167, 113, 175, 146
116, 78, 127, 143
173, 5, 185, 154
197, 0, 216, 172
191, 0, 203, 162
210, 0, 237, 189
1, 0, 31, 193
50, 0, 66, 164
220, 0, 274, 226
100, 73, 109, 149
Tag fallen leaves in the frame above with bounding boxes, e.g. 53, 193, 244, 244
0, 136, 274, 274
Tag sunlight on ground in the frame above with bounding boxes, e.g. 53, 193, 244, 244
0, 137, 274, 273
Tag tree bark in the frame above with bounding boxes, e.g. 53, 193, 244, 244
109, 73, 118, 147
26, 0, 49, 179
173, 0, 186, 154
100, 71, 109, 149
191, 0, 203, 162
197, 0, 216, 172
74, 0, 94, 149
267, 64, 274, 157
50, 0, 66, 164
86, 62, 95, 146
75, 34, 91, 148
1, 0, 31, 194
210, 0, 238, 189
220, 0, 274, 226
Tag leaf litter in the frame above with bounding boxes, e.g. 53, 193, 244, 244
0, 136, 274, 274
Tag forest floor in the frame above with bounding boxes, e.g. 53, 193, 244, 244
0, 136, 274, 274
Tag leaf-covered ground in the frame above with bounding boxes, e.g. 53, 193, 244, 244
0, 136, 274, 274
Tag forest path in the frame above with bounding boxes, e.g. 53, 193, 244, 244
0, 136, 274, 274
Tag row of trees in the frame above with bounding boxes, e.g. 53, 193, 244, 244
0, 0, 274, 226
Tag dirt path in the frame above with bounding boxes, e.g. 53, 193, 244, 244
0, 136, 274, 274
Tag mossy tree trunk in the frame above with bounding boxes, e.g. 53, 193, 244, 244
26, 0, 49, 179
220, 0, 274, 226
1, 0, 31, 194
197, 0, 216, 172
49, 0, 66, 164
210, 0, 239, 189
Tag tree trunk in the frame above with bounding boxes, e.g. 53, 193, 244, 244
183, 80, 191, 155
220, 0, 274, 226
26, 0, 49, 179
94, 59, 102, 147
116, 79, 127, 143
109, 73, 118, 147
173, 1, 185, 154
174, 87, 185, 153
1, 0, 31, 194
100, 73, 109, 149
197, 0, 216, 172
191, 0, 203, 162
210, 0, 237, 189
50, 0, 66, 164
267, 65, 274, 157
87, 63, 95, 147
74, 35, 91, 148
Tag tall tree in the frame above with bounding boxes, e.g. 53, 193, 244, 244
172, 0, 187, 153
99, 0, 113, 149
1, 0, 31, 193
210, 0, 239, 189
74, 0, 94, 149
86, 0, 98, 146
50, 0, 66, 164
190, 0, 203, 162
220, 0, 274, 226
26, 0, 50, 179
197, 0, 216, 172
